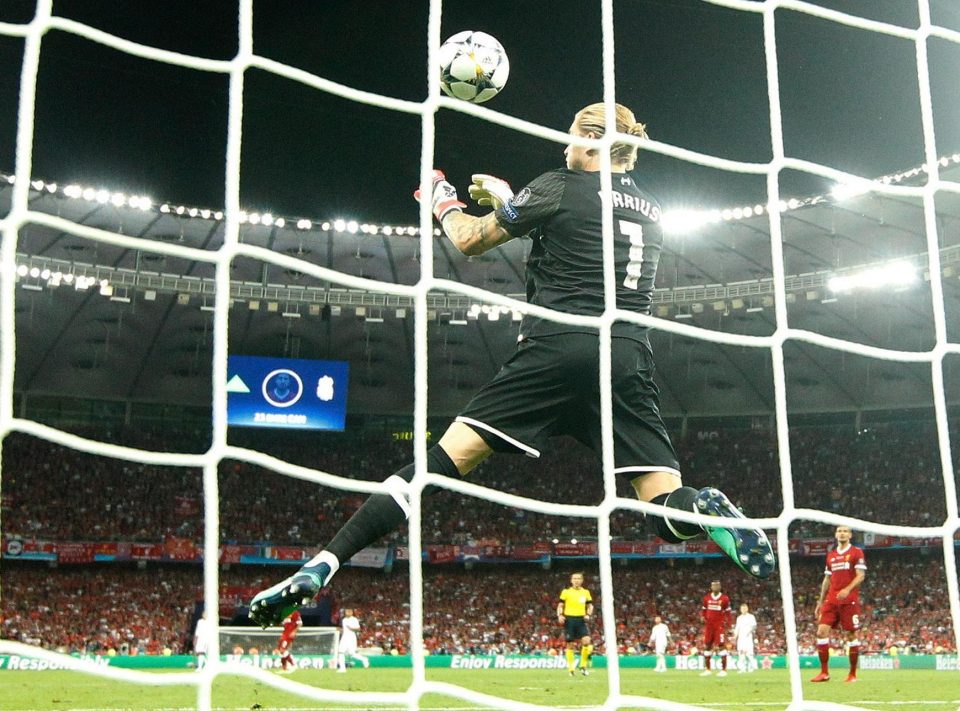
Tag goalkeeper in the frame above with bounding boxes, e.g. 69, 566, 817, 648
249, 102, 775, 626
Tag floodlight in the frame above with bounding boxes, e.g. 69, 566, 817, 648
831, 180, 872, 201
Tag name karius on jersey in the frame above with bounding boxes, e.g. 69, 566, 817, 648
600, 189, 661, 221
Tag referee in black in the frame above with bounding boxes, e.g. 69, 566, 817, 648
250, 102, 776, 627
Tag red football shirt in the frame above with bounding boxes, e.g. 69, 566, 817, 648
701, 592, 731, 627
824, 544, 866, 603
280, 611, 302, 642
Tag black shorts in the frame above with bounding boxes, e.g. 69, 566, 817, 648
564, 616, 590, 642
456, 333, 680, 478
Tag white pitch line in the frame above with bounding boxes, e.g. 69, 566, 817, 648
2, 708, 532, 711
7, 701, 960, 711
705, 703, 960, 708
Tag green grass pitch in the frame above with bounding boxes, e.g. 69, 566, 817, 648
4, 668, 960, 710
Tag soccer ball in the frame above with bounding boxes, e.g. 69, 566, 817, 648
438, 31, 509, 104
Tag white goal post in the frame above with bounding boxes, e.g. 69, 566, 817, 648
218, 626, 339, 656
1, 1, 959, 710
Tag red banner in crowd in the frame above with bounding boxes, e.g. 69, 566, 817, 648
163, 536, 198, 561
131, 542, 165, 560
554, 542, 598, 557
428, 547, 457, 564
56, 542, 94, 564
802, 539, 833, 557
611, 541, 659, 555
220, 546, 243, 564
5, 532, 959, 567
510, 545, 547, 560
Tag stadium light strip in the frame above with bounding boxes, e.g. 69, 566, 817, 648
4, 150, 958, 238
827, 260, 918, 293
12, 242, 960, 314
2, 173, 438, 237
660, 152, 960, 234
5, 152, 960, 314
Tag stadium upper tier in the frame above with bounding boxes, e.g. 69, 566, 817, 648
2, 421, 955, 545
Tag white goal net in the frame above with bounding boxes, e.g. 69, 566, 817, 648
1, 1, 959, 711
218, 626, 338, 657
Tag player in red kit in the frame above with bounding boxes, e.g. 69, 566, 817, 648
276, 610, 302, 672
700, 580, 732, 676
811, 525, 866, 683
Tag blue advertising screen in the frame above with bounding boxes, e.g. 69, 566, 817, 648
226, 356, 349, 431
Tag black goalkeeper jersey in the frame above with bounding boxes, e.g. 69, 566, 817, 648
493, 168, 664, 344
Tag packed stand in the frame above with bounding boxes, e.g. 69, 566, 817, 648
4, 553, 953, 656
2, 421, 956, 545
1, 564, 199, 654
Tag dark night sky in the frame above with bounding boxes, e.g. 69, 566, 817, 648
0, 0, 958, 224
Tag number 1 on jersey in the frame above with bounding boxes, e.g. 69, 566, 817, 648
620, 219, 645, 290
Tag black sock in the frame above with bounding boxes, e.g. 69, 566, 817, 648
645, 486, 701, 542
325, 446, 459, 563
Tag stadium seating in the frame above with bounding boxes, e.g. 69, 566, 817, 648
2, 422, 954, 544
2, 421, 956, 656
2, 554, 954, 656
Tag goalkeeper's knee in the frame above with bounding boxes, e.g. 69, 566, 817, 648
389, 445, 460, 496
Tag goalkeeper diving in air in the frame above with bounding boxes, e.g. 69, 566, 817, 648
249, 102, 776, 627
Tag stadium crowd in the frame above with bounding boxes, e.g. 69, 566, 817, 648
2, 420, 957, 658
2, 421, 955, 546
3, 553, 955, 657
2, 565, 199, 655
316, 554, 956, 657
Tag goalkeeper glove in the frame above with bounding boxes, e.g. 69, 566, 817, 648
414, 169, 465, 223
468, 173, 514, 211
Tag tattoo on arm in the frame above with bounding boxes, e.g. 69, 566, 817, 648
442, 212, 513, 256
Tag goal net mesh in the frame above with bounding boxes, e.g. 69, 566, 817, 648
1, 1, 958, 710
218, 626, 339, 657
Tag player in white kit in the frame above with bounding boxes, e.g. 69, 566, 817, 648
193, 612, 211, 671
734, 603, 758, 672
337, 608, 370, 672
649, 615, 671, 672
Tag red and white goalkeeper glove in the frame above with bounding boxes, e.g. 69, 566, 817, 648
468, 173, 514, 211
414, 169, 465, 222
